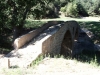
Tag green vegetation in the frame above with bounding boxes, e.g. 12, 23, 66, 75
60, 1, 79, 17
60, 0, 100, 17
0, 0, 56, 44
24, 20, 46, 29
30, 53, 100, 68
76, 21, 100, 67
0, 0, 54, 53
74, 51, 100, 65
78, 21, 100, 43
0, 20, 46, 54
30, 55, 44, 68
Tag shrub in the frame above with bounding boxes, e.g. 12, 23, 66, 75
60, 6, 66, 12
76, 3, 89, 17
75, 0, 100, 16
65, 2, 79, 17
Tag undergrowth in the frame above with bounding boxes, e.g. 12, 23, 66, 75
30, 53, 100, 68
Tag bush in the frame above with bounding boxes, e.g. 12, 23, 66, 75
60, 2, 79, 18
65, 2, 78, 17
76, 3, 89, 17
75, 0, 100, 16
60, 0, 100, 17
60, 6, 66, 12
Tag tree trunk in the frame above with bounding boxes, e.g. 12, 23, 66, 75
12, 5, 30, 49
13, 26, 18, 42
13, 25, 23, 42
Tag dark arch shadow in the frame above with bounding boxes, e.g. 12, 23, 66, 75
60, 30, 73, 57
74, 28, 79, 40
72, 28, 80, 56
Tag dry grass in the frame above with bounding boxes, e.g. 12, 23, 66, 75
0, 56, 100, 75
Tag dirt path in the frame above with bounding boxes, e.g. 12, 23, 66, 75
28, 16, 100, 22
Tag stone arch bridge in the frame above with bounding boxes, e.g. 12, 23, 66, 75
0, 21, 80, 68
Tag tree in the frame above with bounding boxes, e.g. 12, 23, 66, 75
0, 0, 53, 42
75, 0, 100, 16
93, 0, 100, 15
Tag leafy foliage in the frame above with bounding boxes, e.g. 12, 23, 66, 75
60, 1, 79, 17
0, 0, 54, 52
60, 0, 100, 17
24, 20, 46, 29
0, 0, 53, 39
76, 0, 100, 16
65, 2, 78, 17
78, 21, 100, 43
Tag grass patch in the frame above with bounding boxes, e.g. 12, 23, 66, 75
29, 54, 66, 68
74, 50, 100, 67
24, 20, 47, 29
30, 53, 100, 68
77, 21, 100, 65
30, 55, 44, 68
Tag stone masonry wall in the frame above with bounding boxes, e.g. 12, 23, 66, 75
42, 21, 80, 56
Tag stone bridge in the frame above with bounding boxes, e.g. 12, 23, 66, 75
0, 20, 80, 68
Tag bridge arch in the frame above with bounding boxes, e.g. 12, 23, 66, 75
60, 30, 73, 56
4, 21, 81, 68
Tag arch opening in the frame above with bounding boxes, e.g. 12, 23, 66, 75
60, 30, 73, 56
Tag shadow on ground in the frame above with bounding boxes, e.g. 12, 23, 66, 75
74, 21, 100, 65
74, 51, 100, 65
78, 21, 100, 43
